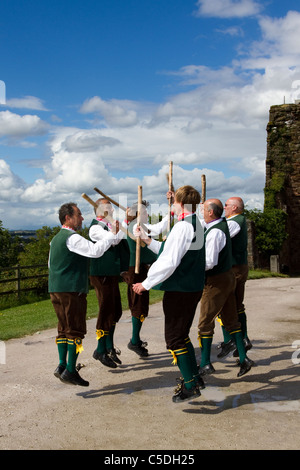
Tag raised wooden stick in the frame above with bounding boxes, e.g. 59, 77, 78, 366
135, 185, 142, 274
81, 193, 145, 245
201, 174, 206, 203
93, 187, 127, 212
82, 192, 97, 209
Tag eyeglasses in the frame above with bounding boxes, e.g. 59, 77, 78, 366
224, 204, 233, 207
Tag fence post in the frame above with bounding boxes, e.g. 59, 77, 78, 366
15, 265, 21, 299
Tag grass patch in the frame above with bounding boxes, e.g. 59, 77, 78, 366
0, 270, 289, 341
248, 269, 288, 279
0, 282, 163, 341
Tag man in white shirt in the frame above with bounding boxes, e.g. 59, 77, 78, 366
89, 198, 128, 369
132, 186, 206, 403
198, 199, 252, 378
48, 202, 119, 386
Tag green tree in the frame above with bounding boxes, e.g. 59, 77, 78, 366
245, 208, 288, 257
18, 226, 61, 292
17, 225, 89, 292
0, 221, 20, 268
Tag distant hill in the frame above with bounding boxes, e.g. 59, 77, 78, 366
9, 230, 37, 240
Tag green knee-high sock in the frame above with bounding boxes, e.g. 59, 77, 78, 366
185, 337, 199, 379
56, 338, 67, 367
175, 349, 196, 390
131, 316, 142, 344
96, 330, 109, 354
106, 323, 116, 350
217, 315, 231, 343
221, 325, 231, 343
238, 309, 247, 339
230, 329, 246, 363
66, 339, 79, 373
199, 335, 213, 367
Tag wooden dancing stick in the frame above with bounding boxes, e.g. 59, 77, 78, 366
135, 185, 142, 274
201, 174, 206, 203
81, 192, 97, 209
93, 187, 127, 212
167, 161, 173, 232
81, 193, 145, 245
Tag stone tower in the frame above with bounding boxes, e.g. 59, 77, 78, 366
266, 103, 300, 274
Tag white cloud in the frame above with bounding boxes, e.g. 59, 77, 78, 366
0, 159, 24, 201
80, 96, 139, 127
259, 11, 300, 56
0, 110, 49, 139
194, 0, 263, 18
5, 95, 48, 111
3, 8, 300, 229
62, 129, 121, 153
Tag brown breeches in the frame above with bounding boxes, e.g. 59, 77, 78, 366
89, 275, 122, 331
232, 264, 248, 312
198, 269, 240, 336
50, 292, 87, 340
125, 265, 150, 319
163, 291, 202, 351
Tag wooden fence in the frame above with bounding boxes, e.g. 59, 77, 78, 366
0, 264, 48, 297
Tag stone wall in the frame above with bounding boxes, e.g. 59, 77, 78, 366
266, 103, 300, 274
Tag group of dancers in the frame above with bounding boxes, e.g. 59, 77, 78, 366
48, 184, 252, 402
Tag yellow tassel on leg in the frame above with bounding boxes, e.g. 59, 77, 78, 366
75, 338, 84, 354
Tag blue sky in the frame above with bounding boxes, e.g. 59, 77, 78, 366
1, 0, 300, 229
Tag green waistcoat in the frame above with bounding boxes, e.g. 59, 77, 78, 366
205, 218, 232, 277
229, 214, 248, 265
89, 219, 121, 276
153, 215, 205, 292
48, 229, 89, 293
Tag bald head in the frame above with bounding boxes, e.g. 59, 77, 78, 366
203, 198, 223, 223
224, 197, 244, 218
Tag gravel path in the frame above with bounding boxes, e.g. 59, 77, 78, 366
0, 277, 299, 451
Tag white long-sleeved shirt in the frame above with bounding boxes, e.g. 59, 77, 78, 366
65, 226, 117, 258
89, 218, 126, 246
141, 216, 198, 291
203, 218, 226, 271
226, 215, 241, 238
131, 214, 173, 238
145, 214, 173, 237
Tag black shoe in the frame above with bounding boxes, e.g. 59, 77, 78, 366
217, 339, 236, 358
107, 348, 122, 365
233, 337, 253, 357
196, 376, 206, 389
93, 350, 117, 368
235, 357, 255, 367
199, 363, 215, 376
54, 364, 65, 379
237, 357, 252, 377
172, 383, 200, 403
127, 340, 149, 357
174, 376, 205, 395
60, 368, 89, 386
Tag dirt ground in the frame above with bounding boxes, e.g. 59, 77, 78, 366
0, 277, 300, 451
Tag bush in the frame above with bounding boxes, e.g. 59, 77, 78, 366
245, 208, 288, 257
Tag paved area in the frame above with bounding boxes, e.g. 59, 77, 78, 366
0, 277, 300, 450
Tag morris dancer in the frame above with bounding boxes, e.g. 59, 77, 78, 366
217, 197, 252, 359
89, 198, 129, 368
198, 199, 252, 378
132, 186, 205, 403
48, 202, 119, 386
125, 200, 159, 357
